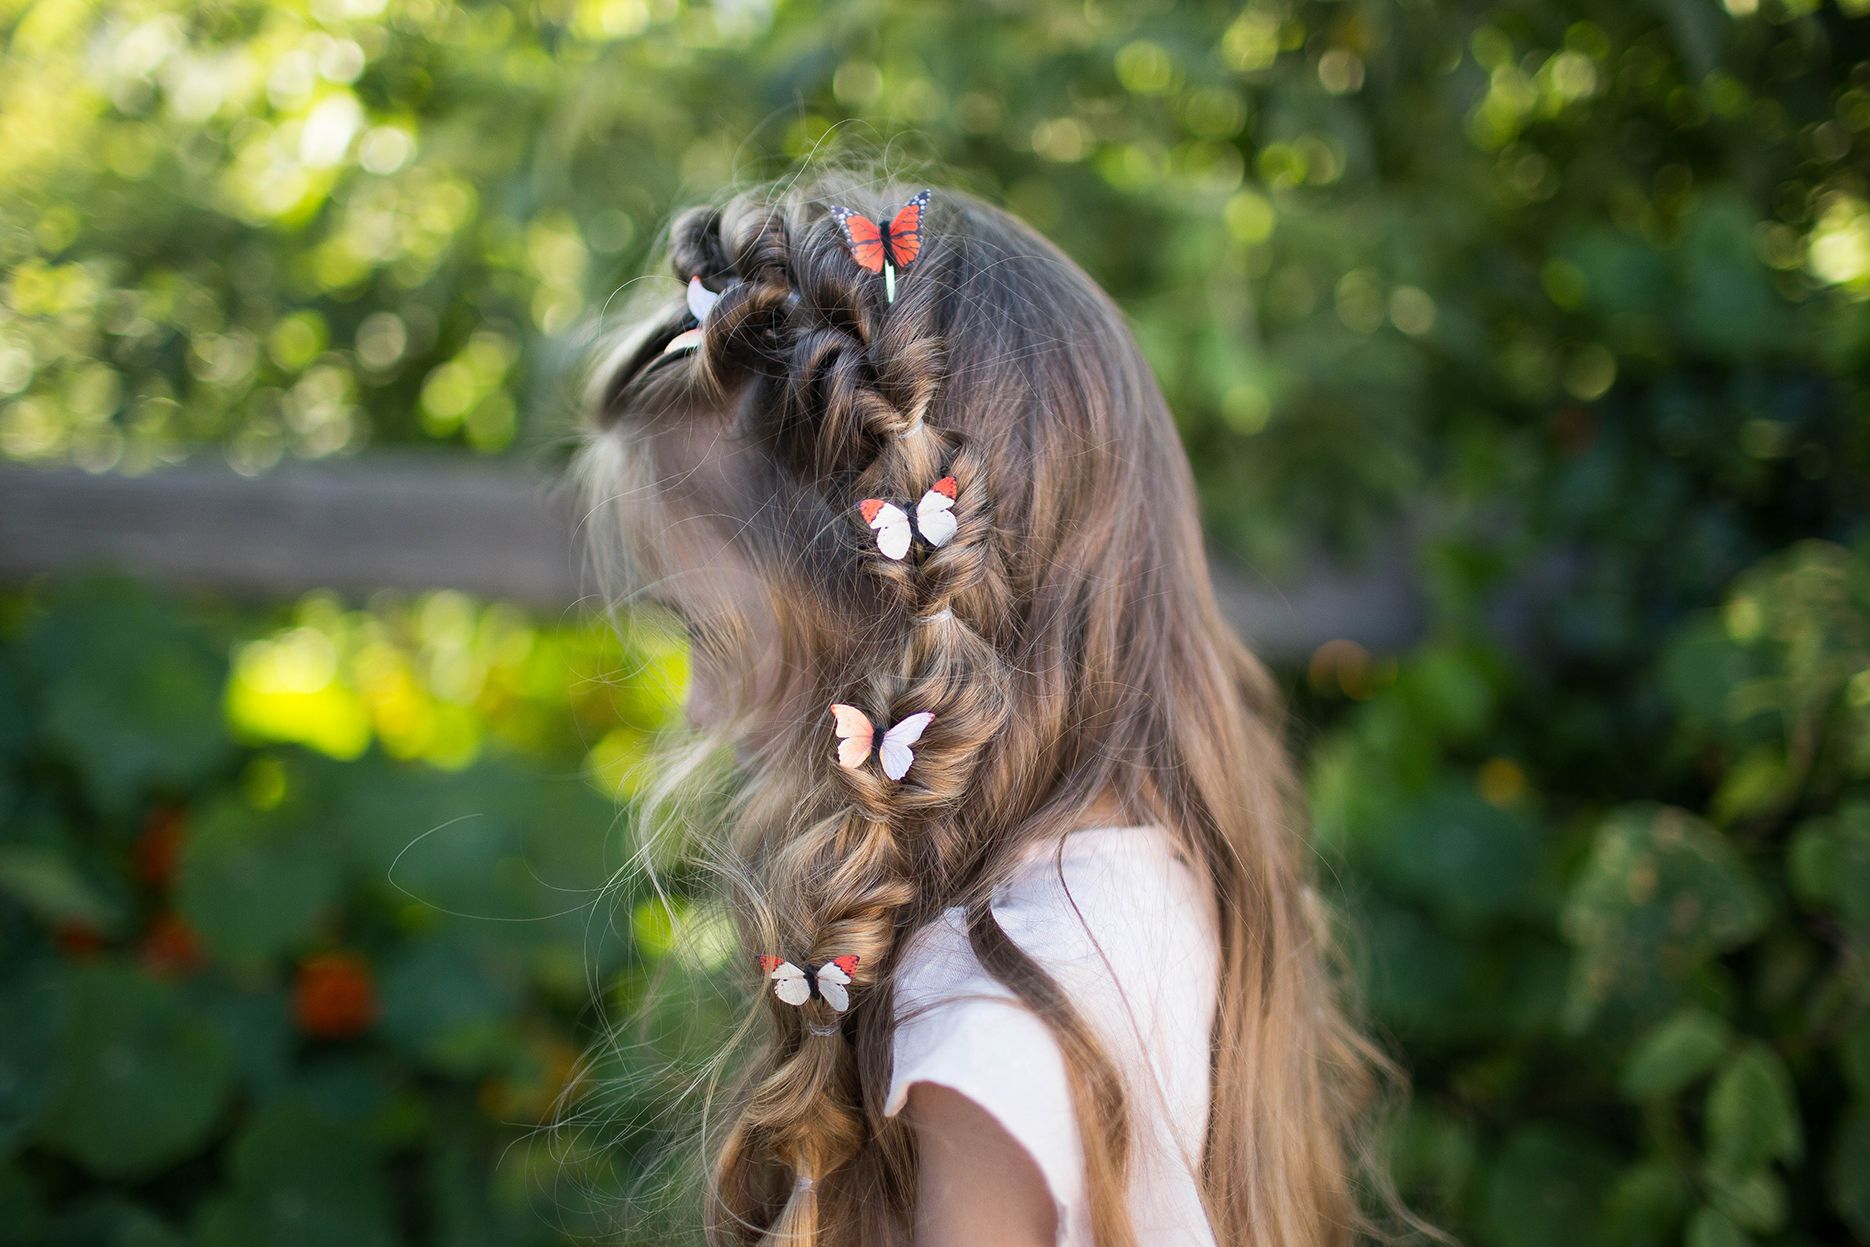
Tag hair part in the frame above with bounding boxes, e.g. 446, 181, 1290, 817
579, 169, 1429, 1247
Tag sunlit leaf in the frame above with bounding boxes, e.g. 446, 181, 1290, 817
1561, 804, 1769, 1028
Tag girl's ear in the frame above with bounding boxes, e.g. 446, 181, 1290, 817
903, 1083, 1057, 1247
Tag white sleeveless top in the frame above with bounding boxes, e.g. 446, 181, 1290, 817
883, 824, 1222, 1246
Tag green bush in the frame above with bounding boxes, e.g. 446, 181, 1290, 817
3, 0, 1867, 1243
1311, 539, 1870, 1245
0, 580, 718, 1246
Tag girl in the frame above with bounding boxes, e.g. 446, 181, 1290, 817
579, 175, 1407, 1247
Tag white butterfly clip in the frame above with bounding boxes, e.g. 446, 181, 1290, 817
857, 475, 958, 561
759, 953, 860, 1012
661, 276, 720, 356
829, 703, 934, 782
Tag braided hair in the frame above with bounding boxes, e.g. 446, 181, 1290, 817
594, 184, 1074, 1242
584, 177, 1412, 1247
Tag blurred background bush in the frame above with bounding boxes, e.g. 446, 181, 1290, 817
2, 1, 1867, 1245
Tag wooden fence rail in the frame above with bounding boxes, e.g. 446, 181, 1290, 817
0, 459, 1424, 662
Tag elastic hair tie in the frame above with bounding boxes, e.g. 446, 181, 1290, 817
794, 1173, 816, 1192
917, 606, 955, 626
806, 1019, 842, 1038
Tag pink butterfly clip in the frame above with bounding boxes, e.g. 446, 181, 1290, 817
828, 703, 934, 782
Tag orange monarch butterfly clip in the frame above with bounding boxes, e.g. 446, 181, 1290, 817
828, 190, 931, 304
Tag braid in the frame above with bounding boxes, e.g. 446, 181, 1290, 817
665, 192, 1017, 1243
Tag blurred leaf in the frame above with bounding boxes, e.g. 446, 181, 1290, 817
1786, 801, 1870, 944
0, 1162, 48, 1247
377, 936, 520, 1076
193, 1099, 395, 1247
1620, 1008, 1730, 1100
0, 844, 120, 930
1684, 1206, 1755, 1247
1595, 1160, 1691, 1247
0, 656, 32, 765
1388, 1102, 1477, 1219
1561, 804, 1770, 1028
1679, 195, 1783, 360
1832, 1106, 1870, 1240
1657, 615, 1758, 737
43, 1199, 182, 1247
1705, 1042, 1802, 1178
1472, 1125, 1617, 1247
1709, 747, 1790, 825
24, 580, 231, 812
1704, 1166, 1785, 1235
181, 981, 293, 1096
0, 963, 64, 1153
1363, 785, 1545, 929
177, 794, 342, 964
35, 964, 233, 1178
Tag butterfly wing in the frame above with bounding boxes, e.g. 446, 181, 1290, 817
828, 703, 876, 770
883, 190, 932, 269
764, 958, 812, 1007
915, 476, 958, 548
877, 711, 935, 782
814, 958, 854, 1012
830, 206, 886, 273
859, 498, 913, 561
686, 275, 719, 323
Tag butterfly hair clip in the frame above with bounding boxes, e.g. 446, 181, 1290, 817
661, 276, 721, 356
858, 475, 957, 561
829, 703, 933, 782
828, 190, 930, 304
759, 953, 860, 1014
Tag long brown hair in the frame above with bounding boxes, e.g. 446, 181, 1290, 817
579, 170, 1411, 1246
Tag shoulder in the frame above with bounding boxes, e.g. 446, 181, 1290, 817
987, 824, 1220, 1014
883, 824, 1221, 1243
891, 824, 1219, 1044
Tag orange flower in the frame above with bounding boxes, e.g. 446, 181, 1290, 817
139, 912, 206, 978
292, 951, 379, 1040
53, 920, 106, 959
135, 806, 187, 889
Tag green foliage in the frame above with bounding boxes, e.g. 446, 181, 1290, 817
2, 0, 1865, 575
1317, 536, 1870, 1245
0, 578, 711, 1245
1, 0, 1867, 1243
